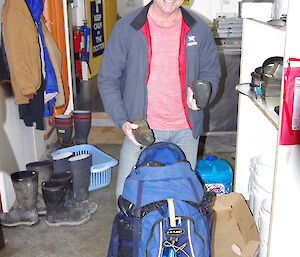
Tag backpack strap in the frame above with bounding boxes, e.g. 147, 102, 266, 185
167, 198, 176, 227
118, 196, 167, 219
185, 191, 215, 215
132, 181, 144, 257
107, 213, 122, 257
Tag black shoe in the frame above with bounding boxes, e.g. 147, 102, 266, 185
191, 80, 212, 109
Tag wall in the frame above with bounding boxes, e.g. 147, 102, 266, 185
189, 0, 240, 24
0, 89, 50, 171
117, 0, 240, 22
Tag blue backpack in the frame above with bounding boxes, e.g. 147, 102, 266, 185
107, 142, 214, 257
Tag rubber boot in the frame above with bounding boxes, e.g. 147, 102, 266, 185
69, 154, 98, 214
0, 171, 38, 227
52, 151, 73, 174
73, 110, 91, 144
51, 171, 97, 215
42, 181, 90, 227
54, 114, 73, 147
26, 160, 53, 215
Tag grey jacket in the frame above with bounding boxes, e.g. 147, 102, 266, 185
97, 2, 221, 138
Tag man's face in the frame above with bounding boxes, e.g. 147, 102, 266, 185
152, 0, 184, 16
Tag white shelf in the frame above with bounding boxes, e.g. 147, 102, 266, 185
236, 83, 279, 129
235, 1, 300, 256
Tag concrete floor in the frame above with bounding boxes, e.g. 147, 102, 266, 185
0, 134, 236, 257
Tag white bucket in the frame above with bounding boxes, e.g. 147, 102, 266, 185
248, 156, 258, 213
259, 241, 268, 257
258, 198, 272, 244
251, 153, 275, 226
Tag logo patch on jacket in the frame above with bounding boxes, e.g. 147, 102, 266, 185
187, 35, 197, 46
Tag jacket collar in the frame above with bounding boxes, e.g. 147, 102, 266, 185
130, 1, 197, 30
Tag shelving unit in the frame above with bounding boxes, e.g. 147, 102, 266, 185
235, 0, 300, 256
234, 18, 285, 198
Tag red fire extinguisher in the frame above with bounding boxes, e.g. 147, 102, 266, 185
73, 26, 82, 81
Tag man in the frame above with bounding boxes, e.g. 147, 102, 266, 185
97, 0, 221, 201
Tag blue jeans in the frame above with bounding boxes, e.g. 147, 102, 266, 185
115, 128, 199, 201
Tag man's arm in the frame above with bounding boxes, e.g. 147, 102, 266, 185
197, 24, 221, 103
97, 21, 129, 129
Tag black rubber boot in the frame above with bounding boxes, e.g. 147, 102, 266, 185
69, 154, 91, 201
69, 154, 98, 214
51, 172, 97, 215
52, 151, 73, 174
26, 160, 53, 215
0, 171, 39, 227
42, 181, 90, 227
73, 110, 91, 144
54, 114, 73, 147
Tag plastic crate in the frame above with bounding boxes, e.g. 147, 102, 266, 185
51, 144, 118, 191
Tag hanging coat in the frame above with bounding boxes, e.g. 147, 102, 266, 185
41, 17, 65, 108
25, 0, 58, 117
1, 0, 41, 104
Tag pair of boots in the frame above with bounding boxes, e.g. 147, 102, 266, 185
54, 110, 91, 147
0, 160, 52, 227
42, 152, 97, 226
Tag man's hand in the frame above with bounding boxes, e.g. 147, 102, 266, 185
187, 87, 200, 111
122, 121, 142, 146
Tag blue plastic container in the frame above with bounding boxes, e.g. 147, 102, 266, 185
195, 155, 233, 194
51, 144, 118, 191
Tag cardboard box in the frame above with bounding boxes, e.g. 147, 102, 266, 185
211, 193, 260, 257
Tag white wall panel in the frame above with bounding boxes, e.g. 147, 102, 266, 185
3, 95, 47, 170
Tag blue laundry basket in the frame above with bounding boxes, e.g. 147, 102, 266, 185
51, 144, 118, 191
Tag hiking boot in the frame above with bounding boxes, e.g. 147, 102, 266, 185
190, 80, 212, 109
132, 119, 155, 146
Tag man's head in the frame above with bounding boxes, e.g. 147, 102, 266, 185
152, 0, 184, 16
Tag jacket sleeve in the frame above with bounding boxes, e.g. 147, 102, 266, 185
97, 21, 129, 129
197, 24, 221, 103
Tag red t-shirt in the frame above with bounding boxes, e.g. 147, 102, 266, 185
146, 16, 188, 130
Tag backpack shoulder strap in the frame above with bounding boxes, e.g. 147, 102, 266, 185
107, 213, 121, 257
